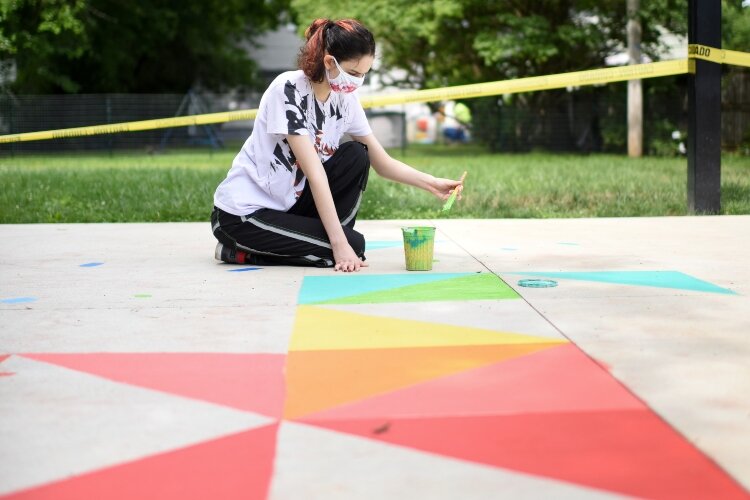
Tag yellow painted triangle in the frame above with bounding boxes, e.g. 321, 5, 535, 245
290, 305, 566, 352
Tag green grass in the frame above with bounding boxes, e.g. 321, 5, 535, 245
0, 145, 748, 223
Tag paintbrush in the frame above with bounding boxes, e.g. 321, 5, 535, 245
441, 171, 468, 212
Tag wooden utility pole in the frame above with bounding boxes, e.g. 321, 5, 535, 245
687, 0, 721, 213
627, 0, 643, 157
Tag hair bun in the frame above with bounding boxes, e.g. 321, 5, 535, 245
305, 18, 331, 40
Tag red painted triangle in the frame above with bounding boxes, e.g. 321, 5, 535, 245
0, 354, 13, 376
5, 424, 279, 500
22, 353, 286, 417
302, 344, 644, 421
306, 411, 748, 499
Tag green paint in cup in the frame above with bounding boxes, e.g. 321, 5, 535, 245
401, 226, 436, 271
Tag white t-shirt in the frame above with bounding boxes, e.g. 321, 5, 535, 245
214, 70, 372, 216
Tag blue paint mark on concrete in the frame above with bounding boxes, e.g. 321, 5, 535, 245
558, 242, 580, 246
298, 273, 473, 304
79, 262, 104, 267
508, 271, 736, 295
228, 267, 262, 273
365, 241, 403, 251
501, 247, 518, 251
1, 297, 37, 304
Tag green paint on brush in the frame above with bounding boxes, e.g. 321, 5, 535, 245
442, 170, 467, 212
315, 273, 519, 304
441, 189, 459, 211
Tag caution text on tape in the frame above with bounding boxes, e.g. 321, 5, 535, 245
689, 44, 750, 68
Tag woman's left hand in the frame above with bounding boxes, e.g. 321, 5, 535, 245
427, 176, 464, 201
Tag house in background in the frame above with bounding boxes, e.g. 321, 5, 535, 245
226, 24, 406, 148
248, 24, 302, 85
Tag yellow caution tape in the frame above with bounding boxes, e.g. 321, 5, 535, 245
1, 44, 748, 144
0, 109, 257, 144
360, 60, 688, 108
689, 44, 750, 68
0, 61, 687, 144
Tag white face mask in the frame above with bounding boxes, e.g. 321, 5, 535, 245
326, 56, 365, 93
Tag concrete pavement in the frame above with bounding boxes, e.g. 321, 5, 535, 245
1, 217, 749, 499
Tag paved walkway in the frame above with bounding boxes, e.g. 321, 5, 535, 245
1, 217, 749, 499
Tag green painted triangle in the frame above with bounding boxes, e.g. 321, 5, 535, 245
314, 273, 520, 305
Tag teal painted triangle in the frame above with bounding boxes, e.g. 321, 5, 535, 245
316, 272, 519, 304
298, 273, 474, 304
365, 240, 403, 251
509, 271, 736, 295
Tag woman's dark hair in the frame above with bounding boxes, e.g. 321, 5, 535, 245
298, 18, 376, 83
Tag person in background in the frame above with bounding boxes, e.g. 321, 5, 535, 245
211, 18, 464, 272
439, 101, 472, 144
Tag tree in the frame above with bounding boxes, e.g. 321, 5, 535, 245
291, 0, 689, 152
291, 0, 687, 90
628, 0, 643, 158
721, 1, 750, 152
0, 0, 289, 93
0, 0, 89, 92
723, 0, 750, 49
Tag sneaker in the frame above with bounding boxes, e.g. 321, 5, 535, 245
214, 242, 249, 264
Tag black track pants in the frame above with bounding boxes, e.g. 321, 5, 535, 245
211, 141, 370, 267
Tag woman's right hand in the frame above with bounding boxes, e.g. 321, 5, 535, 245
332, 241, 368, 272
428, 175, 464, 201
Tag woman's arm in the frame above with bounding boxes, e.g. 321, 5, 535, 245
352, 133, 463, 201
286, 134, 367, 272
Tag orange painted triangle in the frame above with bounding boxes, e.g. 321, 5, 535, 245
284, 343, 560, 420
4, 424, 279, 500
302, 344, 645, 421
22, 353, 286, 417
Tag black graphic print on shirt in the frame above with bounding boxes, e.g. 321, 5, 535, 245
214, 70, 371, 215
271, 141, 295, 173
271, 79, 354, 198
283, 81, 307, 135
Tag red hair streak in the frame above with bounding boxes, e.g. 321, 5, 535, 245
336, 20, 355, 32
298, 18, 375, 83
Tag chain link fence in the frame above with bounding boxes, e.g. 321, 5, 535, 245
1, 67, 747, 156
0, 91, 261, 154
470, 68, 749, 156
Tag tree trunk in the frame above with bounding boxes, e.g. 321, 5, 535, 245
627, 0, 643, 157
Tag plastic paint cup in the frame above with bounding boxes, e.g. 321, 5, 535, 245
401, 226, 436, 271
